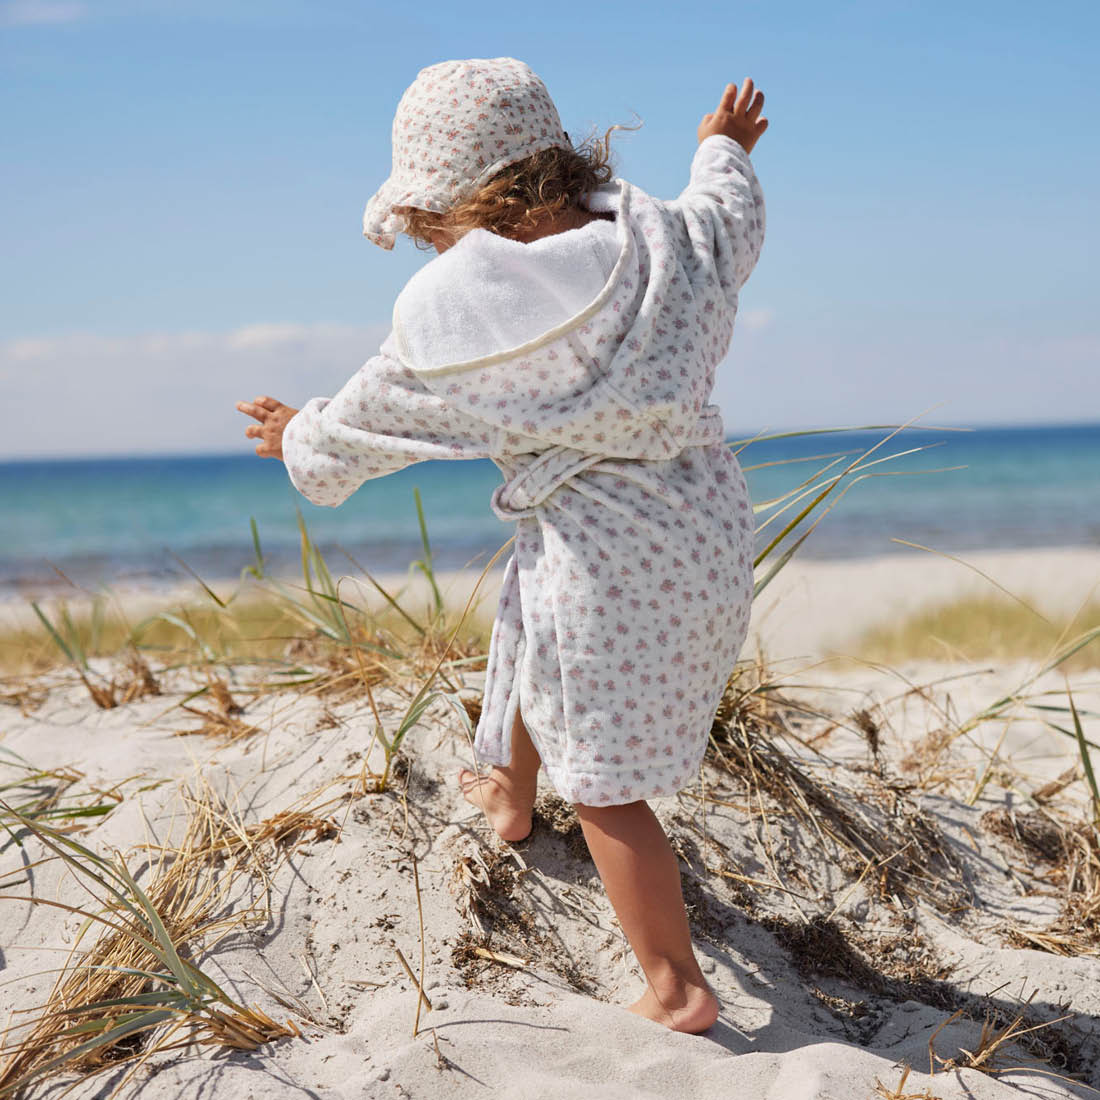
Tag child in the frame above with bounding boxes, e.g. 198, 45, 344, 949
236, 57, 767, 1034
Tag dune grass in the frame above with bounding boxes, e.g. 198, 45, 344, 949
854, 595, 1100, 671
0, 787, 305, 1098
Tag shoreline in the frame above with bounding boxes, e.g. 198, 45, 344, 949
3, 544, 1098, 664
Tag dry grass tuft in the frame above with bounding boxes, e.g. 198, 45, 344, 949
927, 1002, 1076, 1082
855, 595, 1100, 671
0, 786, 310, 1097
994, 811, 1100, 957
178, 678, 259, 742
708, 664, 970, 912
874, 1064, 942, 1099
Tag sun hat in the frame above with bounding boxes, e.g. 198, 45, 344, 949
362, 57, 572, 250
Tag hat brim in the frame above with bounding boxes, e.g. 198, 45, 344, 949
362, 175, 445, 251
363, 134, 574, 250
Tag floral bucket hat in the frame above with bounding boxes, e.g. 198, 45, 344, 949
362, 57, 572, 250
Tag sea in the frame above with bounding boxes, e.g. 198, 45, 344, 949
1, 422, 1097, 598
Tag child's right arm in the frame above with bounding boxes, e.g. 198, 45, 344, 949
278, 330, 502, 508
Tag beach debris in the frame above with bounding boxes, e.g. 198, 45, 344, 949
471, 946, 528, 969
393, 946, 433, 1013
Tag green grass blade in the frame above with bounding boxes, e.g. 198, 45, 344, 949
58, 604, 89, 668
30, 602, 80, 668
412, 488, 444, 619
0, 1009, 178, 1097
246, 516, 266, 580
1067, 688, 1099, 814
167, 552, 228, 608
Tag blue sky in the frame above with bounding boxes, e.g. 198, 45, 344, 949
2, 0, 1097, 458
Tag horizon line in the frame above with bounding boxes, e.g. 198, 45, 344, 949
1, 417, 1098, 465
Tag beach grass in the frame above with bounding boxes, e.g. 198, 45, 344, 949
0, 787, 305, 1097
853, 595, 1100, 671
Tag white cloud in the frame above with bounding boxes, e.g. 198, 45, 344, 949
737, 307, 775, 332
0, 0, 85, 26
2, 317, 1094, 459
0, 321, 391, 458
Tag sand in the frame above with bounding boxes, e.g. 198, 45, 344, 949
2, 546, 1099, 1099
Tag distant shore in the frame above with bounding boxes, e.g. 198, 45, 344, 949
4, 544, 1097, 666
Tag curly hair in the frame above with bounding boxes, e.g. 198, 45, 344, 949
396, 123, 632, 250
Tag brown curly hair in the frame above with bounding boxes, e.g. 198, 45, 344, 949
395, 123, 632, 250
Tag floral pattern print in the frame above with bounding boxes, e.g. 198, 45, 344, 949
283, 133, 766, 806
362, 57, 572, 250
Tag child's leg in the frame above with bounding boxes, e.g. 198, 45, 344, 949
458, 709, 541, 842
574, 800, 719, 1033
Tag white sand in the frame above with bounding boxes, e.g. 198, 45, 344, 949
2, 546, 1099, 1098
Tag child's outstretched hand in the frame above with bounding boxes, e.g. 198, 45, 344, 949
697, 77, 768, 153
235, 395, 298, 460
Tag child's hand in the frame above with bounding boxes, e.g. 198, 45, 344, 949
235, 395, 299, 460
697, 77, 768, 154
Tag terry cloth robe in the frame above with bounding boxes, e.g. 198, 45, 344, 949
282, 133, 765, 806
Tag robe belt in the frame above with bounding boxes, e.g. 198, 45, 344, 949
490, 406, 726, 521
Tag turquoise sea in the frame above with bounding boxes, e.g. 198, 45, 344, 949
1, 423, 1097, 597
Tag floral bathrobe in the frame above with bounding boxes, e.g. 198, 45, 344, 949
282, 134, 765, 805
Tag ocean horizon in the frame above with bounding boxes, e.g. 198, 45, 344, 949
1, 421, 1097, 599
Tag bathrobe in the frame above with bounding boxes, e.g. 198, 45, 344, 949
282, 133, 765, 805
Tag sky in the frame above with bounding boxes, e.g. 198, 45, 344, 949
1, 0, 1097, 459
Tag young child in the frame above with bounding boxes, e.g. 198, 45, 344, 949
236, 57, 767, 1034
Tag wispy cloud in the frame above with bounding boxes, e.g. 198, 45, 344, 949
737, 307, 775, 333
0, 321, 390, 458
0, 0, 85, 26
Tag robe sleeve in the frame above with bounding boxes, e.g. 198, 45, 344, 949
281, 330, 503, 508
668, 133, 766, 303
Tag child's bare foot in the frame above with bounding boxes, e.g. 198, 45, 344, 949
627, 981, 719, 1034
457, 767, 536, 843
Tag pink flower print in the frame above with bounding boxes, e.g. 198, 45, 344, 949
626, 735, 642, 749
610, 754, 623, 766
619, 659, 635, 675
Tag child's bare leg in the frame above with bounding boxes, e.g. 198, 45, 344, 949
458, 710, 540, 842
574, 800, 719, 1033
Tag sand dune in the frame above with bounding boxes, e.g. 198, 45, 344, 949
2, 547, 1099, 1098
